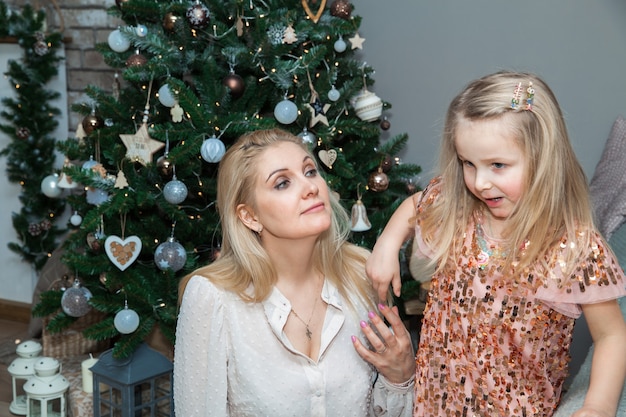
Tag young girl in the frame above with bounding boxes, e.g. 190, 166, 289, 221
174, 129, 415, 416
367, 71, 626, 417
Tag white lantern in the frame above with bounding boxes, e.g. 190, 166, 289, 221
24, 357, 70, 417
8, 340, 42, 415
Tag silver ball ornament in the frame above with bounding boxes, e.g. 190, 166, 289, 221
41, 174, 62, 198
200, 136, 226, 163
163, 177, 188, 204
158, 84, 177, 107
61, 280, 92, 317
70, 211, 83, 226
108, 28, 131, 53
327, 86, 341, 102
154, 237, 187, 272
334, 37, 347, 53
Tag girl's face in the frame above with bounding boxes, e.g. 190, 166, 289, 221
455, 117, 526, 225
244, 141, 332, 241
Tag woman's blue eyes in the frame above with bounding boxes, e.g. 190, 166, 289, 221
274, 168, 318, 190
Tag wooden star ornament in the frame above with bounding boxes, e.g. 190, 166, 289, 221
119, 123, 165, 166
349, 33, 365, 50
306, 96, 330, 127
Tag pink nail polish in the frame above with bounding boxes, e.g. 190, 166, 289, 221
360, 320, 367, 328
351, 335, 356, 343
378, 303, 386, 311
368, 311, 376, 319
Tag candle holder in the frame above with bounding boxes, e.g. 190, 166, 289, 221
24, 357, 70, 417
8, 340, 42, 415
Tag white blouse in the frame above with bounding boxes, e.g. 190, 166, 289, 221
174, 275, 414, 417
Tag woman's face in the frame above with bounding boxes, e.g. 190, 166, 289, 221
244, 141, 332, 241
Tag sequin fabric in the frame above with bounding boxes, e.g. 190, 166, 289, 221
412, 177, 626, 417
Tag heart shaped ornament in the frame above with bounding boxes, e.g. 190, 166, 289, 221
301, 0, 327, 23
318, 149, 337, 169
105, 235, 142, 271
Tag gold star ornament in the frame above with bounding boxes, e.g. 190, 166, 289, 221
119, 123, 165, 166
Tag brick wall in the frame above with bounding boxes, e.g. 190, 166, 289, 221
9, 0, 121, 132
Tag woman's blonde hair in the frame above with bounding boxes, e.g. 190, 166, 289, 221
179, 128, 375, 311
421, 70, 594, 276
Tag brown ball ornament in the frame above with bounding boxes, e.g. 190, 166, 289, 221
157, 155, 174, 178
82, 114, 104, 135
163, 12, 180, 32
223, 72, 245, 98
368, 168, 389, 192
126, 51, 148, 67
380, 117, 391, 131
330, 0, 352, 19
381, 154, 393, 173
16, 127, 30, 139
186, 2, 211, 29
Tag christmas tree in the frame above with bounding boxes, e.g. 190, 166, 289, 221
35, 0, 421, 358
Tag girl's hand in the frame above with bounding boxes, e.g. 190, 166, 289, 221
351, 303, 416, 384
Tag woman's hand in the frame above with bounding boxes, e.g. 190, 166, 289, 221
351, 303, 416, 384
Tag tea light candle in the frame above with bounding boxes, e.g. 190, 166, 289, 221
81, 354, 98, 393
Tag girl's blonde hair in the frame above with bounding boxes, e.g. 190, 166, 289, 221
421, 70, 594, 276
179, 128, 375, 311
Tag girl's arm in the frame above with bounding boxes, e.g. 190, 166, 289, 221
572, 299, 626, 417
366, 194, 419, 302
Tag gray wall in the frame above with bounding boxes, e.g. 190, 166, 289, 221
355, 0, 626, 385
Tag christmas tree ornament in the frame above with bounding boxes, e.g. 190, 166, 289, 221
201, 135, 226, 163
82, 156, 98, 171
223, 72, 245, 98
154, 237, 187, 272
57, 172, 77, 189
330, 0, 352, 19
318, 149, 337, 169
157, 155, 173, 177
274, 98, 299, 124
327, 85, 340, 102
186, 0, 211, 29
381, 154, 394, 172
87, 232, 104, 252
119, 123, 166, 166
350, 194, 371, 232
41, 173, 62, 198
301, 0, 326, 23
112, 72, 121, 101
157, 84, 177, 107
82, 112, 104, 135
33, 40, 48, 56
114, 301, 140, 334
171, 103, 184, 122
298, 127, 316, 144
61, 279, 93, 317
368, 167, 389, 192
406, 179, 418, 194
163, 175, 189, 204
105, 235, 142, 271
380, 116, 391, 130
86, 188, 110, 205
349, 33, 365, 50
163, 12, 180, 32
135, 24, 148, 37
283, 24, 297, 44
70, 211, 83, 226
126, 49, 147, 67
334, 36, 347, 53
114, 171, 129, 189
115, 0, 129, 9
16, 126, 30, 139
306, 96, 330, 127
267, 24, 287, 45
108, 28, 131, 53
352, 88, 383, 122
28, 223, 42, 236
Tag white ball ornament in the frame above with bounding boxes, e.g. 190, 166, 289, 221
114, 305, 140, 334
135, 24, 148, 37
352, 89, 383, 122
327, 85, 340, 102
107, 28, 131, 53
334, 37, 347, 53
200, 136, 226, 163
154, 237, 187, 272
61, 280, 92, 317
86, 188, 110, 205
70, 211, 83, 226
163, 176, 188, 204
41, 174, 62, 198
157, 84, 177, 108
274, 99, 298, 124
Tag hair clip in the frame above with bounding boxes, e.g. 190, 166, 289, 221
511, 82, 523, 109
525, 82, 535, 111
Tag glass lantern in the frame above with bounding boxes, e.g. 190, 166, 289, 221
91, 343, 173, 417
8, 340, 42, 415
23, 357, 70, 417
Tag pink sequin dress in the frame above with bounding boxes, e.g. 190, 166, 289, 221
412, 178, 626, 416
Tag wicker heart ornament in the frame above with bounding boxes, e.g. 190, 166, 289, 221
105, 235, 142, 271
301, 0, 327, 23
